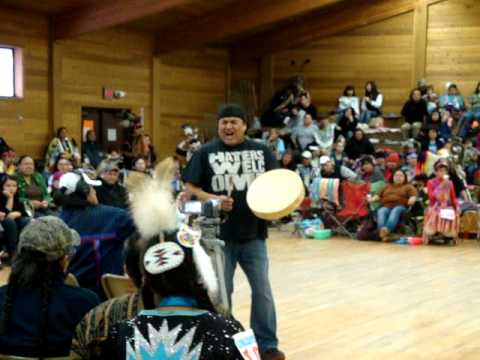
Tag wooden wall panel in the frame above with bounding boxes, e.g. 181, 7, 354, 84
426, 0, 480, 97
156, 49, 228, 156
0, 8, 50, 158
273, 12, 414, 115
229, 59, 260, 122
57, 28, 154, 149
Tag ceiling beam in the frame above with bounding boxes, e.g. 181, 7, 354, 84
155, 0, 344, 54
230, 0, 446, 61
54, 0, 191, 40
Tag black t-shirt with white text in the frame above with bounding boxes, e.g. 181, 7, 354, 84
183, 138, 278, 242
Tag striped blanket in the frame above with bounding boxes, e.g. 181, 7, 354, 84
310, 178, 340, 207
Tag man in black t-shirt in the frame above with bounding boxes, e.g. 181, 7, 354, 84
183, 104, 285, 360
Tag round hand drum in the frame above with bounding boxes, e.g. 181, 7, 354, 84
247, 169, 305, 221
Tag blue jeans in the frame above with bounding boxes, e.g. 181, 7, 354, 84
224, 239, 278, 352
360, 110, 380, 124
377, 206, 406, 232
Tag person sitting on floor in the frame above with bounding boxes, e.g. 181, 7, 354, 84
423, 159, 460, 245
95, 161, 129, 209
368, 169, 417, 242
0, 217, 99, 358
0, 175, 30, 267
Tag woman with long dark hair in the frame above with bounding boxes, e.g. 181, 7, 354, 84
102, 158, 250, 359
0, 216, 99, 357
360, 81, 383, 124
103, 228, 247, 359
0, 175, 30, 266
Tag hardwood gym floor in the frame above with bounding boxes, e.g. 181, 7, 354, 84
233, 231, 480, 360
1, 231, 480, 359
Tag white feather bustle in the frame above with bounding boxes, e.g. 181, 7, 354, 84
129, 157, 178, 239
193, 241, 219, 301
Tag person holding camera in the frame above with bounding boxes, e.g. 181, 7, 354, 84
183, 104, 285, 360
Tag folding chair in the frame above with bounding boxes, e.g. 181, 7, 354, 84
319, 181, 370, 238
101, 274, 136, 299
64, 273, 79, 287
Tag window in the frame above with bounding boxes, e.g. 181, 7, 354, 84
0, 47, 14, 97
0, 46, 23, 99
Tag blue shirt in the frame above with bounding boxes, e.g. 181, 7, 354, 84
0, 279, 99, 357
60, 205, 136, 297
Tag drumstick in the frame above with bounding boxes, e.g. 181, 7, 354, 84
227, 176, 234, 198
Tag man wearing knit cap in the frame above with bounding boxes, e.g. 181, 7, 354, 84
183, 104, 285, 360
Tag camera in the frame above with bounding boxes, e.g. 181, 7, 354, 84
182, 199, 222, 219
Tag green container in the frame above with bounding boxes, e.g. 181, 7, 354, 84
314, 229, 331, 240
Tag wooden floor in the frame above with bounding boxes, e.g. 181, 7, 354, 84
2, 231, 480, 359
232, 230, 480, 360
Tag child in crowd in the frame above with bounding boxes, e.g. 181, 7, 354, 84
423, 160, 460, 244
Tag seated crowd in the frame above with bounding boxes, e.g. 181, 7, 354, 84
257, 79, 480, 244
0, 78, 478, 358
0, 112, 253, 358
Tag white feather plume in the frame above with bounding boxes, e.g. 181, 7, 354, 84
129, 157, 177, 239
193, 241, 219, 301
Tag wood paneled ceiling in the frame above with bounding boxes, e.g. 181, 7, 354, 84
0, 0, 98, 14
3, 0, 430, 58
